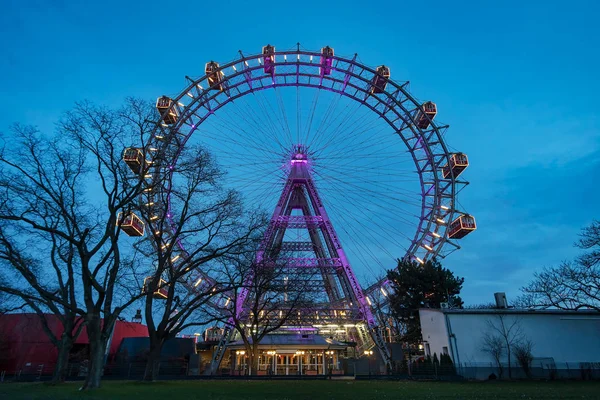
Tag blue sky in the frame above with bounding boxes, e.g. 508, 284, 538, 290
1, 0, 598, 305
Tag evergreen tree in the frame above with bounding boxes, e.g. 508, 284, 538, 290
387, 258, 464, 343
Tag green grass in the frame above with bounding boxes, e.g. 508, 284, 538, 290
1, 380, 599, 400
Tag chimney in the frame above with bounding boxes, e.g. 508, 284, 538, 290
132, 309, 143, 324
494, 292, 508, 309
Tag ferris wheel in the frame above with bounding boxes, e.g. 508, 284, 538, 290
120, 43, 476, 314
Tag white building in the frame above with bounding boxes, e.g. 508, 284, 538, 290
419, 303, 600, 379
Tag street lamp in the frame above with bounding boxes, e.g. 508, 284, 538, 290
235, 351, 247, 375
364, 350, 374, 376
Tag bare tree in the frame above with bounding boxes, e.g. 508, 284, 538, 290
520, 221, 600, 312
481, 332, 504, 378
513, 339, 534, 378
576, 220, 600, 268
464, 302, 497, 309
216, 253, 316, 375
0, 229, 86, 383
0, 98, 154, 389
138, 147, 266, 381
484, 314, 524, 379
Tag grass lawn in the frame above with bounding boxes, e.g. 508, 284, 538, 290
1, 380, 599, 400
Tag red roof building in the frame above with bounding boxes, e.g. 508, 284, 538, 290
0, 313, 148, 376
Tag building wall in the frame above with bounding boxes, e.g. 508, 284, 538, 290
0, 313, 148, 374
420, 309, 600, 377
419, 309, 451, 360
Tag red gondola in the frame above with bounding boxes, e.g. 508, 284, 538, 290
156, 96, 179, 125
371, 65, 390, 94
117, 211, 145, 236
122, 148, 144, 175
414, 101, 437, 129
262, 44, 275, 75
447, 215, 476, 239
205, 61, 224, 91
143, 277, 168, 299
320, 46, 334, 76
442, 153, 469, 179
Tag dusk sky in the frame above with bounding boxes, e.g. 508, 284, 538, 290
1, 0, 598, 305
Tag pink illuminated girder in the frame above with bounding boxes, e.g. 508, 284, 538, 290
211, 147, 391, 374
240, 148, 376, 324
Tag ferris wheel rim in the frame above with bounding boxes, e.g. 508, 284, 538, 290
143, 46, 467, 299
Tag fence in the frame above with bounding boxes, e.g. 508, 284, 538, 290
2, 359, 600, 382
0, 360, 189, 382
457, 361, 600, 380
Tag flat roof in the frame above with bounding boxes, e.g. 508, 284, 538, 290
227, 334, 348, 350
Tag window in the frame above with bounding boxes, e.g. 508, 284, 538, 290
425, 343, 431, 357
442, 346, 449, 356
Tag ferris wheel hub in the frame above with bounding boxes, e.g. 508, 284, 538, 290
290, 144, 309, 164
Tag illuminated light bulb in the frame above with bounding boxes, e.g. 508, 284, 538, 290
381, 287, 388, 297
171, 255, 180, 262
423, 244, 433, 251
186, 92, 194, 98
366, 296, 372, 305
232, 65, 237, 71
194, 278, 202, 287
436, 218, 446, 224
177, 102, 185, 107
416, 257, 425, 264
431, 232, 441, 238
441, 205, 450, 210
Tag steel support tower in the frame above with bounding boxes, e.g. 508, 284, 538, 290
209, 145, 392, 374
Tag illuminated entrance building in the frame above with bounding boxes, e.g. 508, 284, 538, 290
229, 334, 348, 376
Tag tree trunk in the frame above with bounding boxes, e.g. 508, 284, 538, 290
143, 342, 163, 381
251, 343, 259, 376
51, 334, 73, 384
507, 348, 512, 379
83, 337, 106, 389
81, 316, 107, 390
